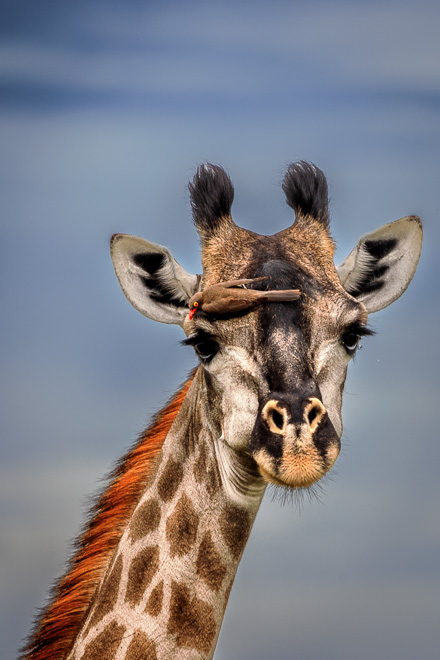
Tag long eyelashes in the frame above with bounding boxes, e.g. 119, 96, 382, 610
182, 331, 219, 363
194, 339, 219, 362
341, 324, 375, 356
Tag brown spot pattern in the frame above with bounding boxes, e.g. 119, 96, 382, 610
193, 443, 207, 484
87, 554, 123, 628
125, 545, 160, 607
167, 580, 217, 654
80, 620, 125, 660
125, 631, 158, 660
21, 376, 194, 660
194, 442, 220, 496
196, 532, 226, 592
219, 504, 251, 560
166, 493, 199, 557
145, 580, 164, 617
157, 457, 183, 502
129, 498, 161, 543
207, 465, 220, 496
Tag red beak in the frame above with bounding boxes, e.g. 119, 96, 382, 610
188, 308, 197, 320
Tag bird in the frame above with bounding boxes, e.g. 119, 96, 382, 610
188, 277, 301, 319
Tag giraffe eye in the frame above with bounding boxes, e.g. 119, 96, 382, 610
342, 331, 361, 355
341, 323, 374, 356
194, 339, 219, 362
182, 331, 220, 363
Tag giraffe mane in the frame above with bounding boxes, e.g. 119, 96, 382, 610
21, 372, 195, 660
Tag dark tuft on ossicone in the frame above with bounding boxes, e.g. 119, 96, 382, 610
282, 161, 329, 228
189, 163, 235, 236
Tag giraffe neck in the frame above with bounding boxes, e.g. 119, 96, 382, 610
70, 369, 266, 659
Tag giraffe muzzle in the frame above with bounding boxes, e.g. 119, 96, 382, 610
249, 393, 340, 488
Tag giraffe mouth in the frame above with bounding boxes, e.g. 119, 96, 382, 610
252, 439, 339, 489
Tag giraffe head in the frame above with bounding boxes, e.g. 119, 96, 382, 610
111, 162, 422, 492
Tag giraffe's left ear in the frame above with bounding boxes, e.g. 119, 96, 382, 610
111, 234, 201, 326
337, 216, 423, 313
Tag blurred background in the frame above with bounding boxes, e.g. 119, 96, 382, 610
1, 1, 439, 658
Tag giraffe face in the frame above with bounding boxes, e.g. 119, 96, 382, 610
182, 256, 367, 489
111, 163, 422, 492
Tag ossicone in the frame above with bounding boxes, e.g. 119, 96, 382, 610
189, 163, 235, 237
282, 161, 330, 228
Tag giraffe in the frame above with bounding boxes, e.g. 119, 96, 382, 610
22, 162, 422, 660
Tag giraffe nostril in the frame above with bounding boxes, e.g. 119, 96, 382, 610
271, 409, 284, 431
261, 400, 287, 434
304, 398, 326, 433
307, 407, 318, 427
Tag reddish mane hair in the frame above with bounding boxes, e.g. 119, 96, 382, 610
22, 374, 194, 659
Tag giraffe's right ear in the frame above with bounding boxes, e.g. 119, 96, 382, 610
110, 234, 201, 326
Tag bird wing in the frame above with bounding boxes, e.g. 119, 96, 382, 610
258, 289, 301, 302
214, 277, 267, 289
203, 295, 255, 315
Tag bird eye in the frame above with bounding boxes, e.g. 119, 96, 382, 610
341, 330, 361, 356
194, 339, 219, 362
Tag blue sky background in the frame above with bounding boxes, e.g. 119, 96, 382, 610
1, 1, 439, 658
